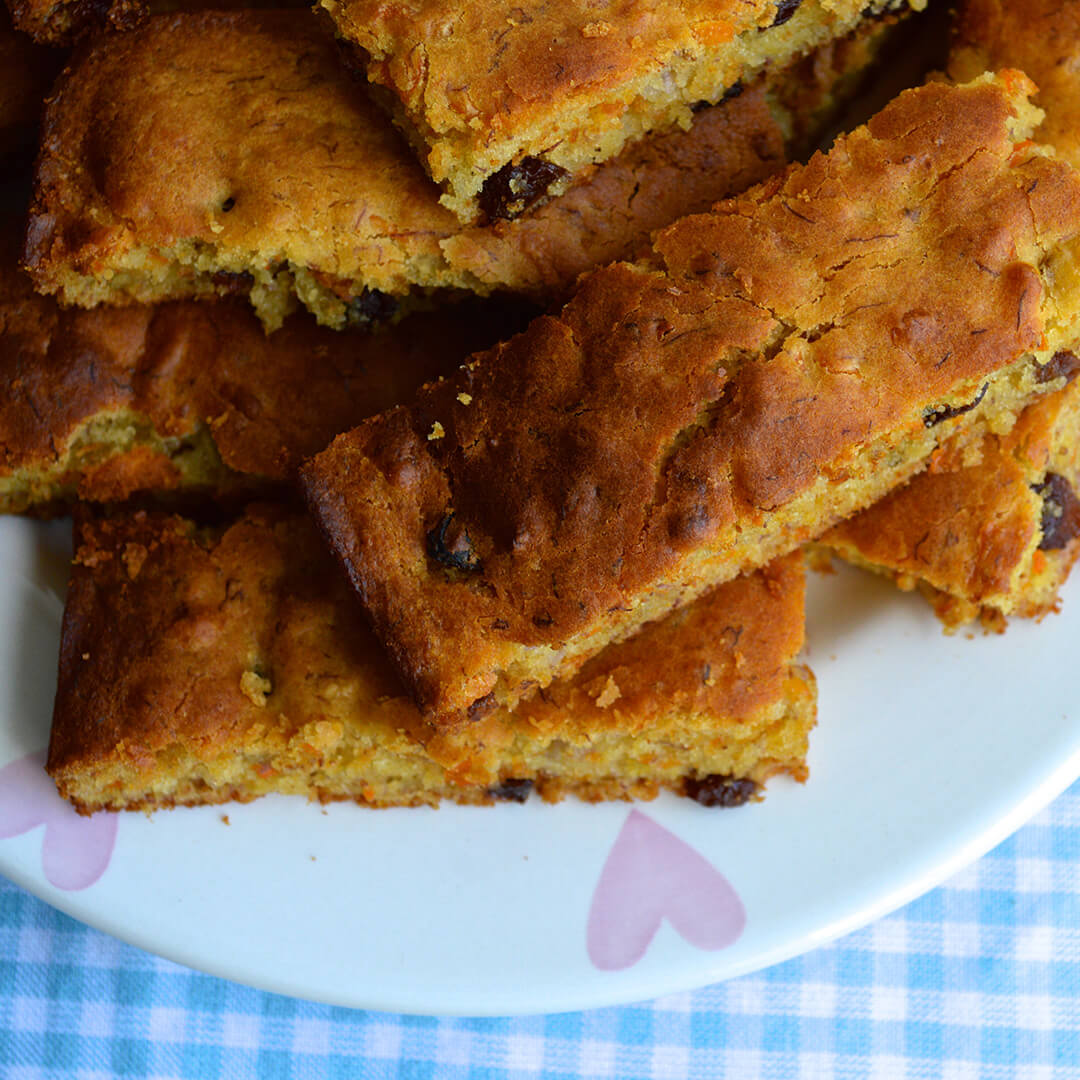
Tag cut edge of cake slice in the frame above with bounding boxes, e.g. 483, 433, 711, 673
47, 506, 814, 814
300, 72, 1080, 728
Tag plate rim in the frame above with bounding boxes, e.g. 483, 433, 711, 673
1, 516, 1078, 1016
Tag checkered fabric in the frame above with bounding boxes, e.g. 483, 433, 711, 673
3, 781, 1080, 1080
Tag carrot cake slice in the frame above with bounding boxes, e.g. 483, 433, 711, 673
320, 0, 923, 222
0, 217, 534, 513
823, 367, 1080, 630
301, 73, 1080, 728
24, 11, 468, 332
24, 10, 900, 328
815, 0, 1080, 629
48, 507, 814, 813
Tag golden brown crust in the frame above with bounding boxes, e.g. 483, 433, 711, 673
322, 0, 917, 220
47, 507, 813, 813
949, 0, 1080, 168
824, 372, 1080, 627
0, 218, 536, 512
825, 443, 1042, 604
301, 74, 1080, 725
23, 10, 895, 325
25, 11, 465, 326
49, 507, 418, 794
442, 11, 908, 295
335, 0, 773, 129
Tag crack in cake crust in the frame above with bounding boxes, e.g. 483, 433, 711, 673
301, 74, 1080, 727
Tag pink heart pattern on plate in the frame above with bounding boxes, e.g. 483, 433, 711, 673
0, 749, 118, 890
587, 808, 746, 970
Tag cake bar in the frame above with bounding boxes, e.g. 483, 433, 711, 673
47, 507, 814, 813
0, 219, 534, 513
25, 10, 899, 329
823, 369, 1080, 630
301, 74, 1080, 727
25, 11, 468, 332
815, 0, 1080, 628
321, 0, 923, 223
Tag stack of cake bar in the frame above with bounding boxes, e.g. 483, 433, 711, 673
2, 0, 1079, 815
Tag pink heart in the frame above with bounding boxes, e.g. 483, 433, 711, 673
587, 809, 746, 970
0, 750, 118, 891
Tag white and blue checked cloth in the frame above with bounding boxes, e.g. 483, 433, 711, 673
2, 779, 1079, 1079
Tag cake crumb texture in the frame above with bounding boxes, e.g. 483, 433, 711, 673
322, 0, 924, 220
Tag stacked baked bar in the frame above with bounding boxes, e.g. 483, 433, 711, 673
818, 0, 1080, 627
24, 9, 907, 329
49, 509, 814, 811
301, 73, 1080, 726
14, 0, 907, 810
4, 0, 1079, 816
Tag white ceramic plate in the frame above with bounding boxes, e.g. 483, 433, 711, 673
1, 513, 1078, 1016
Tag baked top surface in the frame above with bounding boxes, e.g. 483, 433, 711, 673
0, 219, 534, 496
301, 73, 1080, 719
445, 15, 904, 289
950, 0, 1080, 168
47, 506, 807, 784
49, 507, 426, 777
322, 0, 904, 220
24, 11, 462, 295
323, 0, 858, 143
441, 15, 899, 290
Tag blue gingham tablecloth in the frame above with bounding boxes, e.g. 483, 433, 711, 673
2, 782, 1080, 1079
